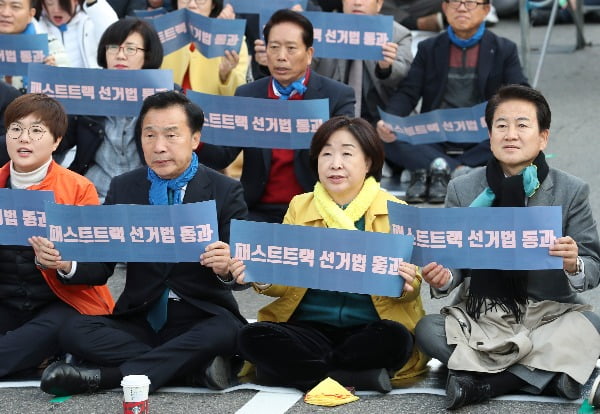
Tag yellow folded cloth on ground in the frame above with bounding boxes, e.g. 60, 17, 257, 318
304, 377, 360, 407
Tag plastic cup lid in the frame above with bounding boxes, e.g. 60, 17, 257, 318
121, 375, 151, 387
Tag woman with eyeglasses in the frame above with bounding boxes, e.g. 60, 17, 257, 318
54, 17, 165, 201
0, 93, 114, 379
38, 0, 118, 68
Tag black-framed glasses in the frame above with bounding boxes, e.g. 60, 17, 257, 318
106, 44, 145, 56
7, 123, 47, 141
446, 0, 488, 10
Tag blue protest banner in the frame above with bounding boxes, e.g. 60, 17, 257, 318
27, 64, 173, 116
150, 9, 245, 57
0, 189, 54, 246
226, 0, 307, 15
188, 91, 329, 149
230, 219, 414, 297
0, 34, 48, 76
378, 102, 488, 144
45, 201, 219, 262
133, 7, 167, 18
187, 11, 246, 58
387, 203, 563, 270
151, 9, 191, 55
302, 12, 393, 60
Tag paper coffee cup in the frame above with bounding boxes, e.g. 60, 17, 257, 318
121, 375, 151, 414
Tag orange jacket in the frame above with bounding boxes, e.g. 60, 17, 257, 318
0, 161, 115, 315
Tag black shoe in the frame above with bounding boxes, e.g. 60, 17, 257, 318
428, 158, 450, 204
40, 361, 101, 397
328, 368, 392, 393
202, 356, 237, 390
548, 373, 581, 400
445, 373, 492, 410
405, 169, 428, 204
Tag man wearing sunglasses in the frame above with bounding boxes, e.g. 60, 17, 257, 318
377, 0, 529, 205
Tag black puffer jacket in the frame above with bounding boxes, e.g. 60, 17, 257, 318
0, 245, 57, 311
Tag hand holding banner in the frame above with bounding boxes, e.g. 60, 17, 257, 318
45, 201, 219, 262
387, 202, 563, 270
230, 219, 414, 297
378, 102, 489, 145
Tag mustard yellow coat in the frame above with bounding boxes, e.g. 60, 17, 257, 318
161, 39, 249, 96
252, 189, 429, 382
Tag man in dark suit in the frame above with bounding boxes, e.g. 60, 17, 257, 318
39, 91, 249, 396
377, 0, 529, 204
198, 9, 355, 224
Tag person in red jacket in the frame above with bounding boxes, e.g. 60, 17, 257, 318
0, 93, 114, 378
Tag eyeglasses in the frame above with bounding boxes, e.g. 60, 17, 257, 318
445, 0, 488, 10
179, 0, 210, 6
7, 123, 47, 141
106, 44, 145, 56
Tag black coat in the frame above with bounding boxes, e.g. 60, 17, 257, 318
386, 30, 529, 117
96, 165, 248, 322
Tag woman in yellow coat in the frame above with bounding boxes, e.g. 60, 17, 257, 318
229, 116, 428, 393
161, 0, 249, 96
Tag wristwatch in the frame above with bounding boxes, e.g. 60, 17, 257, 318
565, 256, 583, 276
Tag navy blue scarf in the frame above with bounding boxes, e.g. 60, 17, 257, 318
447, 22, 486, 49
147, 152, 198, 205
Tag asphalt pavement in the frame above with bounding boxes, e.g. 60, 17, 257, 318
1, 15, 599, 414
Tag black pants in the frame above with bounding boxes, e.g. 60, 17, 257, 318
0, 301, 78, 377
60, 299, 243, 392
238, 319, 414, 391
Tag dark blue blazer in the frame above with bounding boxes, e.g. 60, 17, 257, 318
96, 165, 248, 322
386, 30, 529, 117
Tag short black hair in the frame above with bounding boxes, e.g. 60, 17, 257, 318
97, 18, 163, 69
263, 9, 313, 48
135, 91, 204, 142
173, 0, 223, 17
309, 116, 384, 181
485, 84, 551, 132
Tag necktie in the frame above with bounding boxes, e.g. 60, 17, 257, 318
146, 188, 175, 331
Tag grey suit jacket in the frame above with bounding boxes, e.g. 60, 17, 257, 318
311, 21, 412, 120
436, 166, 600, 304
